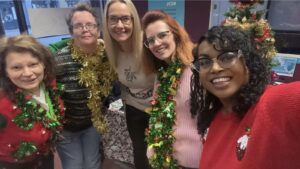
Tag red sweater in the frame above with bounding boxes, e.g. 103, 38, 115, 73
0, 88, 64, 163
200, 82, 300, 169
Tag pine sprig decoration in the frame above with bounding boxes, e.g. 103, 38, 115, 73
13, 142, 37, 160
13, 87, 63, 130
12, 84, 64, 160
223, 1, 277, 59
146, 59, 182, 169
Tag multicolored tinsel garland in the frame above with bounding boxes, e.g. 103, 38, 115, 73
12, 83, 64, 160
146, 59, 182, 169
223, 1, 277, 59
70, 40, 116, 133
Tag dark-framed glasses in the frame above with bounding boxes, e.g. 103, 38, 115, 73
72, 23, 98, 31
144, 30, 171, 48
191, 50, 243, 73
108, 15, 132, 25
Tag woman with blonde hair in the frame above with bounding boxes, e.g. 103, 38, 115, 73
103, 0, 155, 168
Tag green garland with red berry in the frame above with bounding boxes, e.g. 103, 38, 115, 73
12, 84, 64, 160
223, 0, 277, 59
146, 59, 182, 169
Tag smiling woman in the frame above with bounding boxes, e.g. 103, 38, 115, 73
190, 26, 300, 169
0, 34, 64, 169
54, 4, 116, 169
141, 10, 201, 169
102, 1, 156, 169
5, 52, 45, 96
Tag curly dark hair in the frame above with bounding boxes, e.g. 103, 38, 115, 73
190, 26, 272, 135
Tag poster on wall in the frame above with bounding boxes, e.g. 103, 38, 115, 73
148, 0, 185, 26
272, 53, 300, 77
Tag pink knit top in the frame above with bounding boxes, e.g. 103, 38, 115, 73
172, 67, 202, 168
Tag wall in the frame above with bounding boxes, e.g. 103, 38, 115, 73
133, 0, 211, 43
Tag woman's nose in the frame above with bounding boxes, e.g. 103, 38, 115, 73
116, 20, 124, 27
210, 59, 224, 73
22, 67, 33, 76
152, 38, 162, 47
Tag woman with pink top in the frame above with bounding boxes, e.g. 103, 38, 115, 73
141, 10, 202, 169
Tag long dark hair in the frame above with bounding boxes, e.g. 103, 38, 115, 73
190, 26, 272, 135
0, 35, 55, 100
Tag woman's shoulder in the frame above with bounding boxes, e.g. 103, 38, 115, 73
0, 92, 10, 103
259, 81, 300, 114
0, 94, 14, 113
264, 82, 300, 99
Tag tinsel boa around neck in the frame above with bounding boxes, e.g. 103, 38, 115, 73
69, 40, 117, 133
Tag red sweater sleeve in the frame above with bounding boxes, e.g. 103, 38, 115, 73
263, 82, 300, 136
200, 82, 300, 169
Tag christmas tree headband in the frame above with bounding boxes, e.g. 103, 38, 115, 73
222, 0, 277, 59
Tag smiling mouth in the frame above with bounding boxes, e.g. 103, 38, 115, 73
210, 77, 231, 88
155, 47, 165, 53
82, 36, 92, 38
211, 77, 231, 83
22, 78, 37, 83
114, 30, 127, 34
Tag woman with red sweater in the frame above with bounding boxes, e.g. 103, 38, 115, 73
0, 35, 64, 169
190, 26, 300, 169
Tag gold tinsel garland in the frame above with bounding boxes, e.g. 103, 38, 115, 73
70, 40, 116, 133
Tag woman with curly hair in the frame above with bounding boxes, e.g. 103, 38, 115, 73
190, 26, 300, 169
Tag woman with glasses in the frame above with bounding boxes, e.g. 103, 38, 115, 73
141, 10, 202, 169
191, 26, 300, 169
54, 4, 115, 169
103, 0, 155, 169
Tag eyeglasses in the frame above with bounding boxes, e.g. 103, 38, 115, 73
191, 50, 243, 73
144, 31, 171, 48
72, 23, 98, 31
108, 15, 132, 25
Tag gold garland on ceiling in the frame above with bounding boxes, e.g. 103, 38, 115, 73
70, 39, 117, 133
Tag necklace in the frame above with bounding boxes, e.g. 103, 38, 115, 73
146, 59, 182, 169
70, 40, 116, 132
13, 83, 64, 160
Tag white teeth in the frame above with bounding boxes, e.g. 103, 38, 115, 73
156, 47, 165, 53
212, 77, 230, 83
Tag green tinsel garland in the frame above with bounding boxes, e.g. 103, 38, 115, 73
12, 84, 64, 160
146, 59, 182, 169
70, 40, 117, 133
13, 142, 37, 160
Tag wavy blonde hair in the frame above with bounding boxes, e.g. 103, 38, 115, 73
103, 0, 143, 71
